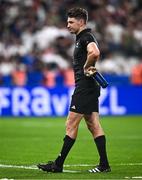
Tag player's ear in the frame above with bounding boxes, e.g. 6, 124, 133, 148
80, 19, 85, 26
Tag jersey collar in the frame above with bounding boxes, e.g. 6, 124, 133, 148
76, 28, 91, 41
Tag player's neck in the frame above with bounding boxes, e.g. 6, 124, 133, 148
77, 26, 87, 35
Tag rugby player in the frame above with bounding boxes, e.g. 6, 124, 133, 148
38, 7, 111, 173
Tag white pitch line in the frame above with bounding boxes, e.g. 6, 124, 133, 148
0, 164, 80, 173
64, 163, 142, 167
64, 164, 94, 167
0, 162, 142, 171
0, 164, 37, 170
0, 163, 142, 174
0, 163, 142, 168
132, 177, 142, 179
64, 170, 80, 173
125, 177, 142, 179
118, 163, 142, 166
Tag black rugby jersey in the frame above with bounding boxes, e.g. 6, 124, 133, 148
73, 28, 100, 94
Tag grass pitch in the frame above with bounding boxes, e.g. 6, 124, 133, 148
0, 116, 142, 179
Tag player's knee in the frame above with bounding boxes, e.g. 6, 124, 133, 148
86, 122, 95, 135
66, 121, 74, 132
87, 123, 102, 135
66, 118, 77, 134
66, 119, 72, 132
87, 123, 93, 132
66, 120, 70, 131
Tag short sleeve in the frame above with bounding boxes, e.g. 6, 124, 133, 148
81, 32, 99, 47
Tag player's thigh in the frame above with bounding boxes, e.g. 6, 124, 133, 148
66, 111, 83, 129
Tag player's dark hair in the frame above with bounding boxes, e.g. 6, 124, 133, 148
67, 7, 88, 24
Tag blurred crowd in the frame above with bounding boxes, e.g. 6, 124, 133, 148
0, 0, 142, 86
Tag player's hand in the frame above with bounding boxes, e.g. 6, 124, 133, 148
84, 66, 97, 77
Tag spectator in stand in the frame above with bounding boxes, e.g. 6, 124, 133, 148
105, 17, 124, 52
131, 63, 142, 85
12, 63, 27, 86
0, 56, 16, 86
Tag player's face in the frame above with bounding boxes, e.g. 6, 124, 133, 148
67, 17, 82, 34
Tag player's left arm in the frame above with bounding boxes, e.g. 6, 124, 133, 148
84, 42, 100, 76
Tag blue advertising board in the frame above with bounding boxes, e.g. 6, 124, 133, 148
0, 86, 142, 116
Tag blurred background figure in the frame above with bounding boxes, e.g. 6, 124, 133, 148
0, 0, 142, 87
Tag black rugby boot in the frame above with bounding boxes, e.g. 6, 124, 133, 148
37, 161, 63, 173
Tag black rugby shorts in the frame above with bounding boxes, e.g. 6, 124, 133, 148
69, 89, 99, 114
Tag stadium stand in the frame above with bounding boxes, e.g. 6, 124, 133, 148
0, 0, 142, 86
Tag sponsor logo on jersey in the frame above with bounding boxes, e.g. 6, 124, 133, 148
71, 105, 76, 109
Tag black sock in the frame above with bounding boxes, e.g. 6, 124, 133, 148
94, 135, 109, 168
55, 135, 75, 167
